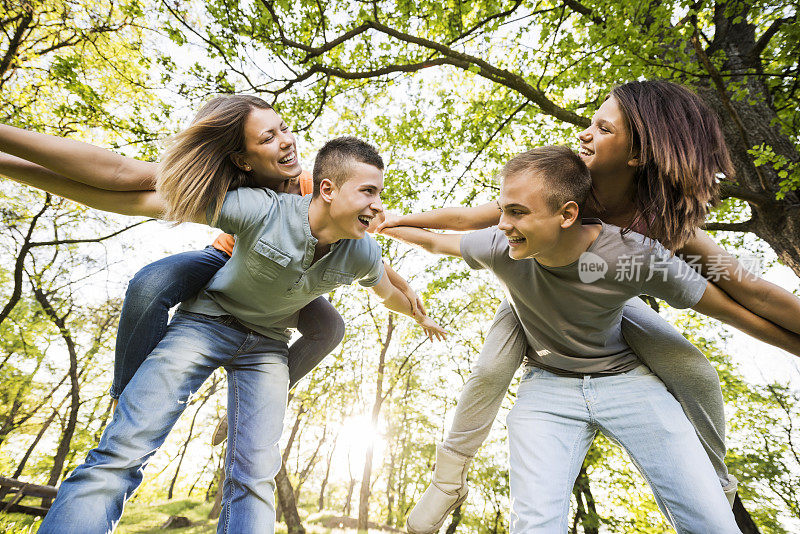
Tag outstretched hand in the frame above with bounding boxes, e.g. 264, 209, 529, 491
416, 315, 448, 342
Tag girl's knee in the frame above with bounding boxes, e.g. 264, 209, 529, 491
298, 298, 345, 346
470, 361, 515, 390
126, 263, 175, 304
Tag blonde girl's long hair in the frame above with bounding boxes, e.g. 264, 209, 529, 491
611, 81, 734, 251
156, 95, 273, 224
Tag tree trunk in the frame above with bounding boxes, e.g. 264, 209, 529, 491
276, 403, 305, 524
208, 465, 225, 520
733, 495, 762, 534
32, 285, 80, 508
444, 504, 462, 534
385, 448, 396, 526
357, 316, 394, 532
167, 390, 211, 499
571, 463, 599, 534
317, 434, 338, 511
275, 461, 305, 534
343, 476, 356, 517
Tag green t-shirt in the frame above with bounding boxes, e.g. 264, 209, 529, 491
181, 187, 384, 342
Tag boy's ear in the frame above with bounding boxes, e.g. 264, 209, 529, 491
560, 200, 581, 228
318, 178, 335, 202
230, 153, 250, 172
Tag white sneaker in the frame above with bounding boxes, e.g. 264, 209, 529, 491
406, 444, 471, 534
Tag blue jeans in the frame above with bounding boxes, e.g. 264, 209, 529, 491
39, 311, 289, 534
111, 246, 344, 398
506, 365, 740, 534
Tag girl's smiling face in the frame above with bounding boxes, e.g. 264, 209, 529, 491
577, 96, 639, 180
237, 107, 302, 188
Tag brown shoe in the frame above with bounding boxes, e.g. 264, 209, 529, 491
212, 414, 228, 446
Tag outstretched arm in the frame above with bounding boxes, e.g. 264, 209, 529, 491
680, 229, 800, 336
380, 226, 464, 258
692, 280, 800, 357
377, 201, 499, 232
1, 153, 165, 218
0, 123, 156, 191
383, 261, 426, 318
370, 272, 447, 341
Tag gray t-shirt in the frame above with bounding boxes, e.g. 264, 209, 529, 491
181, 187, 384, 342
460, 220, 707, 374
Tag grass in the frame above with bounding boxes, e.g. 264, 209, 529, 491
0, 499, 396, 533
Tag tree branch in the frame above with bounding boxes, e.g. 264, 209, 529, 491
257, 7, 590, 127
750, 16, 796, 63
562, 0, 605, 26
28, 219, 154, 248
0, 194, 50, 327
702, 219, 756, 233
718, 180, 772, 206
368, 21, 589, 126
447, 1, 526, 46
0, 1, 33, 83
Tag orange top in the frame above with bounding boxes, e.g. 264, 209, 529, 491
211, 170, 312, 256
299, 171, 313, 197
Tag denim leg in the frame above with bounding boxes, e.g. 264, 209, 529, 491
42, 312, 289, 534
621, 297, 731, 491
506, 368, 595, 533
39, 313, 231, 534
111, 247, 229, 398
287, 296, 345, 388
591, 366, 740, 533
219, 337, 289, 534
444, 300, 526, 457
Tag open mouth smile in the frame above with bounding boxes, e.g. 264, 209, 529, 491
507, 236, 526, 246
578, 146, 594, 157
278, 152, 296, 165
357, 215, 373, 227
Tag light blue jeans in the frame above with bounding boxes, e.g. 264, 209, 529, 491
506, 365, 740, 534
38, 311, 289, 534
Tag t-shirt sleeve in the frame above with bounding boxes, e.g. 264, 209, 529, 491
357, 237, 386, 288
207, 187, 276, 235
640, 243, 707, 308
460, 227, 500, 271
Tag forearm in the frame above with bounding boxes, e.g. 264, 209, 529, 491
0, 123, 156, 191
380, 285, 416, 318
383, 262, 411, 292
394, 202, 499, 231
693, 283, 800, 357
715, 277, 800, 336
1, 154, 163, 217
381, 226, 463, 257
680, 229, 800, 335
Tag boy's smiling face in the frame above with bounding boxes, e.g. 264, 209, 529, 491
324, 161, 385, 239
497, 171, 568, 260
